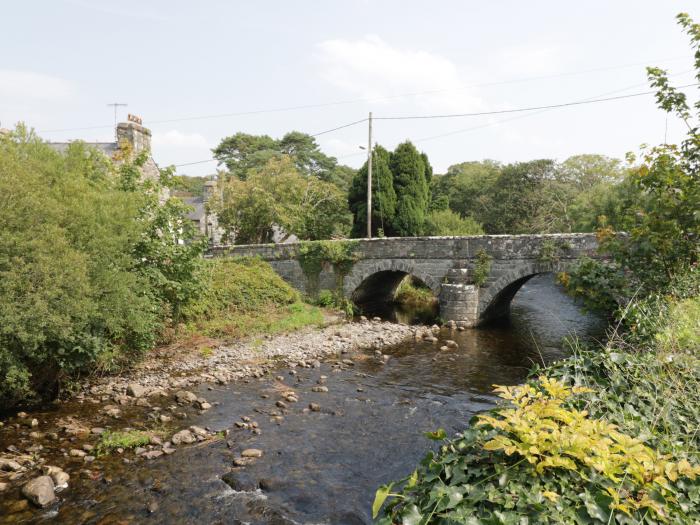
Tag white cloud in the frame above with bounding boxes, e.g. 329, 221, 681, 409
152, 130, 209, 149
497, 44, 562, 76
316, 36, 483, 113
0, 70, 73, 100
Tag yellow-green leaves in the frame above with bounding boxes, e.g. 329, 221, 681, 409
372, 482, 394, 519
477, 377, 700, 517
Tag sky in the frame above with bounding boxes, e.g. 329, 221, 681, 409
2, 0, 699, 176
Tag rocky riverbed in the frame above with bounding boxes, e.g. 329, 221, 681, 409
0, 318, 419, 521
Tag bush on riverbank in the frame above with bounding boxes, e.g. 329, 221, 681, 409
0, 127, 204, 410
180, 257, 324, 339
374, 311, 700, 523
394, 276, 437, 307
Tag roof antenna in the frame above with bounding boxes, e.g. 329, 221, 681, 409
106, 102, 128, 140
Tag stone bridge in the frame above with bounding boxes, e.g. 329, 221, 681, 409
209, 234, 600, 327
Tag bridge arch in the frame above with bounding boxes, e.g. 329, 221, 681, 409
477, 261, 571, 324
343, 260, 441, 305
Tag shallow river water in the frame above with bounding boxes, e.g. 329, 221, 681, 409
7, 275, 604, 524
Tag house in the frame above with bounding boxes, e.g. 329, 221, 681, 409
182, 179, 224, 245
47, 114, 161, 185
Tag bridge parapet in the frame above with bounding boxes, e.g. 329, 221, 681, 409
209, 233, 600, 327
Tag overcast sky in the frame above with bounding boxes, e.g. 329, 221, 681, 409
2, 0, 699, 176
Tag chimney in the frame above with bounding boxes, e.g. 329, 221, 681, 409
116, 114, 151, 153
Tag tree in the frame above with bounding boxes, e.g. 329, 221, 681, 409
0, 126, 204, 407
564, 12, 700, 321
481, 159, 559, 234
431, 160, 501, 223
211, 156, 350, 244
424, 209, 484, 236
212, 130, 354, 189
211, 132, 278, 180
390, 141, 430, 236
348, 145, 397, 237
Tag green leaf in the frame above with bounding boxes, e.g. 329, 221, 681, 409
372, 482, 393, 519
401, 504, 423, 525
425, 428, 447, 441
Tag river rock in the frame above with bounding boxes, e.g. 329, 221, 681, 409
0, 482, 8, 492
0, 458, 22, 471
175, 390, 197, 405
171, 429, 196, 445
21, 476, 56, 507
53, 470, 70, 488
142, 450, 163, 460
126, 383, 146, 397
311, 386, 329, 393
70, 449, 86, 458
241, 448, 263, 458
189, 425, 207, 437
309, 403, 321, 412
445, 340, 459, 348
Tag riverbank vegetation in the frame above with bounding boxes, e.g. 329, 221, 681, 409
0, 128, 205, 409
393, 277, 437, 307
374, 12, 700, 523
180, 257, 324, 339
0, 130, 326, 410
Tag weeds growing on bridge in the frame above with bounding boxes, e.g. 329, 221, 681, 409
472, 249, 492, 286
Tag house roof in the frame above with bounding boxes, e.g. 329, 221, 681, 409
47, 141, 119, 157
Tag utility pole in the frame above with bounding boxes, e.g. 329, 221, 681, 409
106, 102, 128, 140
367, 111, 373, 239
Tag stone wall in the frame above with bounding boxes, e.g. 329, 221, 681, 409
209, 234, 600, 326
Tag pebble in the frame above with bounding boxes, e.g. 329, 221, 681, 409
69, 449, 86, 458
240, 448, 263, 458
309, 403, 321, 412
311, 386, 329, 393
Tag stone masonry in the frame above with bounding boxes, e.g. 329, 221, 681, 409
209, 234, 601, 327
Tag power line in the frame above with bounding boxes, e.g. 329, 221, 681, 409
37, 55, 689, 134
374, 82, 700, 121
412, 73, 695, 144
173, 117, 368, 167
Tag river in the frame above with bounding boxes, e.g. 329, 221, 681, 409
3, 274, 604, 524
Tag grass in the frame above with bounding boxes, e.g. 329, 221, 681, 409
181, 257, 325, 341
393, 276, 437, 307
95, 430, 152, 455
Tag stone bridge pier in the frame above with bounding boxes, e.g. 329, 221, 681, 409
209, 234, 600, 327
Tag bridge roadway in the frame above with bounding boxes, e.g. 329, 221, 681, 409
209, 234, 600, 327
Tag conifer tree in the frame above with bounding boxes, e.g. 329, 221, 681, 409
389, 141, 429, 236
348, 145, 396, 237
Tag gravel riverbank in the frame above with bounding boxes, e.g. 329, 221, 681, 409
0, 318, 420, 518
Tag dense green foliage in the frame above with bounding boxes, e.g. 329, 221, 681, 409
181, 256, 324, 337
431, 155, 627, 235
0, 127, 204, 408
349, 141, 432, 237
211, 156, 351, 244
424, 209, 484, 236
212, 130, 354, 189
393, 277, 437, 307
563, 14, 699, 324
376, 338, 700, 524
348, 145, 397, 238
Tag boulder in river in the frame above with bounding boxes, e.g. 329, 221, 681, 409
171, 429, 196, 445
174, 390, 197, 405
126, 383, 146, 398
21, 476, 56, 507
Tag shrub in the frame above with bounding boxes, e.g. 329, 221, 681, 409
0, 127, 203, 409
423, 209, 483, 236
